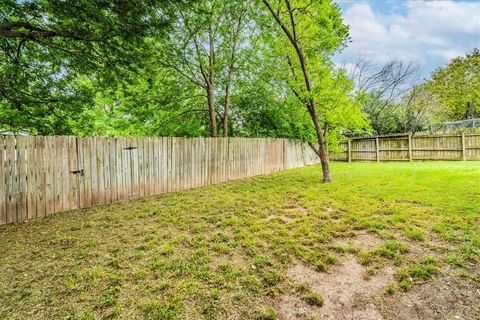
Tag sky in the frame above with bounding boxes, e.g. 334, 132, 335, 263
334, 0, 480, 79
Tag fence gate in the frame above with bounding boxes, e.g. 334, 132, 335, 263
76, 137, 145, 209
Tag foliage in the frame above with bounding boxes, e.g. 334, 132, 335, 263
397, 82, 442, 133
0, 0, 184, 134
429, 48, 480, 121
260, 0, 368, 145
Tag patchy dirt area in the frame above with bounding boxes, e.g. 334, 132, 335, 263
332, 231, 385, 250
278, 255, 394, 319
278, 232, 480, 320
377, 274, 480, 320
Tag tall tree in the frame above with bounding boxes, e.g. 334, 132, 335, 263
429, 48, 480, 121
261, 0, 349, 182
220, 2, 249, 137
159, 0, 251, 137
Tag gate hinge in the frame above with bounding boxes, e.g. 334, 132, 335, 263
123, 146, 138, 150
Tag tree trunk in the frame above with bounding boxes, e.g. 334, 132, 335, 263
222, 82, 230, 137
222, 14, 243, 137
207, 24, 217, 137
207, 84, 217, 137
308, 101, 332, 182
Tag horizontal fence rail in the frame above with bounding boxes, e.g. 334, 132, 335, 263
330, 133, 480, 162
0, 137, 319, 225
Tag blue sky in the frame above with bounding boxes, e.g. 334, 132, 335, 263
334, 0, 480, 79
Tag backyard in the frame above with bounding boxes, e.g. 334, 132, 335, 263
0, 162, 479, 320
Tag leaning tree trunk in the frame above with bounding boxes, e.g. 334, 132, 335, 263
308, 101, 332, 182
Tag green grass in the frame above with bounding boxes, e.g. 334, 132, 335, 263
0, 162, 479, 319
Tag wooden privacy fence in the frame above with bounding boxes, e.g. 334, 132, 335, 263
330, 133, 480, 162
0, 136, 319, 225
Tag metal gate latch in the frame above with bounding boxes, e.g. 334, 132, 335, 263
70, 169, 84, 175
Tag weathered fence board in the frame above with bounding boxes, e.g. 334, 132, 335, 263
330, 133, 480, 162
0, 136, 317, 225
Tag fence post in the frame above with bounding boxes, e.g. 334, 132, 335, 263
461, 132, 466, 161
375, 137, 380, 162
408, 134, 413, 162
347, 139, 351, 162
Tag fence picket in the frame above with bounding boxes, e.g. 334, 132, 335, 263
16, 137, 27, 220
26, 137, 37, 219
0, 136, 6, 224
5, 137, 17, 223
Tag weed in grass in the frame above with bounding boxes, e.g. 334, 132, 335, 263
65, 277, 77, 292
362, 241, 410, 266
458, 269, 469, 279
85, 239, 97, 247
102, 272, 124, 308
295, 284, 324, 307
325, 253, 336, 265
359, 251, 372, 266
407, 256, 438, 279
397, 256, 439, 290
386, 282, 396, 294
85, 265, 105, 284
399, 277, 412, 291
460, 242, 480, 262
303, 292, 324, 307
134, 268, 148, 281
139, 297, 182, 320
160, 244, 174, 256
446, 254, 462, 266
253, 255, 270, 268
201, 288, 221, 317
403, 228, 426, 241
328, 244, 357, 254
314, 260, 327, 272
80, 311, 95, 320
258, 308, 277, 320
262, 269, 283, 287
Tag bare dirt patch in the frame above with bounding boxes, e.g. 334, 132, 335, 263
266, 214, 294, 223
278, 255, 394, 319
332, 231, 385, 250
283, 206, 309, 216
377, 275, 480, 320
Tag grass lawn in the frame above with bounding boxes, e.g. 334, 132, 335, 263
0, 162, 479, 319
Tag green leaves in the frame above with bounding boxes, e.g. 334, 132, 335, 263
0, 0, 181, 134
429, 48, 480, 121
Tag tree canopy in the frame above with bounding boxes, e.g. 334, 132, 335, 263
1, 0, 368, 143
429, 48, 480, 121
0, 0, 184, 134
2, 0, 476, 147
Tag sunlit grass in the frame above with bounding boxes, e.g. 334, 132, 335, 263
0, 161, 478, 319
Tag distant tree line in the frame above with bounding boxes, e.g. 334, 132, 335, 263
349, 49, 480, 135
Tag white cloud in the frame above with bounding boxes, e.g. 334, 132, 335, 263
336, 0, 480, 73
